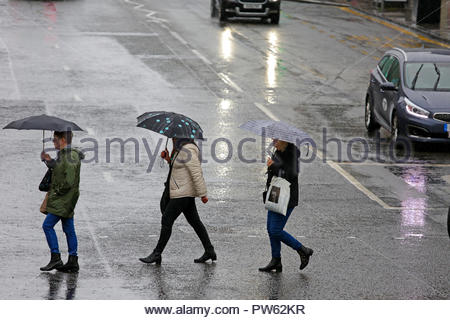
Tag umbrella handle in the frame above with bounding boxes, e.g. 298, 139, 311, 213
165, 137, 169, 150
42, 130, 45, 152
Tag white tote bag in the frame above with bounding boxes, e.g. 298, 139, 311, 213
264, 176, 291, 216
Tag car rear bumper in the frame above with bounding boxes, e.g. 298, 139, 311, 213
223, 0, 280, 17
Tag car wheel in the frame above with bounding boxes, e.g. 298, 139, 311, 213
391, 112, 399, 143
211, 0, 218, 17
365, 95, 380, 132
219, 5, 227, 22
271, 12, 280, 24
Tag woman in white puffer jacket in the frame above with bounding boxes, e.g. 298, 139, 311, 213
139, 138, 216, 265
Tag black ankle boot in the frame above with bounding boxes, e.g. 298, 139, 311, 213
297, 245, 314, 270
40, 253, 64, 272
139, 252, 162, 264
258, 258, 282, 272
194, 249, 217, 263
56, 255, 79, 273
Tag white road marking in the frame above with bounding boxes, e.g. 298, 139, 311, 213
73, 94, 83, 102
135, 54, 176, 59
81, 32, 158, 37
254, 102, 280, 121
218, 73, 244, 93
326, 157, 396, 210
77, 203, 114, 277
63, 66, 71, 71
0, 37, 21, 99
54, 44, 60, 49
192, 49, 212, 65
169, 31, 188, 46
123, 0, 168, 23
103, 172, 114, 183
442, 175, 450, 184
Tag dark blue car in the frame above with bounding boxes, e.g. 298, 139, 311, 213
365, 48, 450, 144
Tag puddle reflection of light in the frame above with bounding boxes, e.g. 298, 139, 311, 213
219, 99, 232, 113
221, 28, 233, 61
403, 167, 427, 193
400, 167, 427, 232
401, 198, 426, 227
266, 31, 278, 89
216, 165, 232, 178
216, 141, 231, 161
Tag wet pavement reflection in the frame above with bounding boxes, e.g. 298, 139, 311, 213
266, 31, 278, 89
400, 166, 427, 238
221, 28, 233, 62
0, 0, 448, 300
141, 264, 217, 300
41, 272, 78, 300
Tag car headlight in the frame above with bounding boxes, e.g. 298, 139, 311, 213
404, 97, 430, 119
269, 0, 280, 2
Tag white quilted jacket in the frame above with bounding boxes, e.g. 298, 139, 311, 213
169, 143, 207, 199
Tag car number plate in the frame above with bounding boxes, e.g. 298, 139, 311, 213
445, 124, 450, 138
244, 4, 262, 9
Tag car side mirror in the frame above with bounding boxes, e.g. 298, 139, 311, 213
380, 82, 398, 91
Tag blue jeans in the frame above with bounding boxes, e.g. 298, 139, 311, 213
267, 208, 302, 258
42, 213, 78, 256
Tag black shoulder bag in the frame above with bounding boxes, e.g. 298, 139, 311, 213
39, 169, 53, 192
160, 152, 179, 215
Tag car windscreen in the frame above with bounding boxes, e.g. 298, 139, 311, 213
405, 62, 450, 91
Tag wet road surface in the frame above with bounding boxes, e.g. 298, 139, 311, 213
0, 0, 448, 299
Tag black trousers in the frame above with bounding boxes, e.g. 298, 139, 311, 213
154, 197, 213, 254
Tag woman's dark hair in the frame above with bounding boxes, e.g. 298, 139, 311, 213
54, 131, 73, 144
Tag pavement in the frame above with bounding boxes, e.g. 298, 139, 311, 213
289, 0, 450, 44
0, 0, 449, 300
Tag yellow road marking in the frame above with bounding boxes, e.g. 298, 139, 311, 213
341, 7, 450, 49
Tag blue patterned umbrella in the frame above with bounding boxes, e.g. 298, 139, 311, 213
137, 111, 204, 140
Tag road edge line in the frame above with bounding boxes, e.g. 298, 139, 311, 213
341, 7, 450, 49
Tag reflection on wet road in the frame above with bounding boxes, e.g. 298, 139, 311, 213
0, 0, 448, 299
42, 272, 78, 300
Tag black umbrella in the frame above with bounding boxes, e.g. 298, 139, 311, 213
137, 111, 204, 141
3, 114, 84, 150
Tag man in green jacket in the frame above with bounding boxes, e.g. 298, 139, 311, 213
40, 131, 84, 272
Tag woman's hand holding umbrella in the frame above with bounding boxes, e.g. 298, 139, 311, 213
161, 149, 170, 163
41, 151, 51, 162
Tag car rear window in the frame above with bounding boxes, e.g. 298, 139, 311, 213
405, 62, 450, 91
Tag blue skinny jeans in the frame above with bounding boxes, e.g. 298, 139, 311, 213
267, 208, 302, 258
42, 213, 78, 256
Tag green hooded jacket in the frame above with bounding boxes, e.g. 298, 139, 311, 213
46, 148, 84, 218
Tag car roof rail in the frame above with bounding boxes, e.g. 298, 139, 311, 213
393, 47, 408, 61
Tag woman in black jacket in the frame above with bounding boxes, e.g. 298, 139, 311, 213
259, 139, 314, 272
